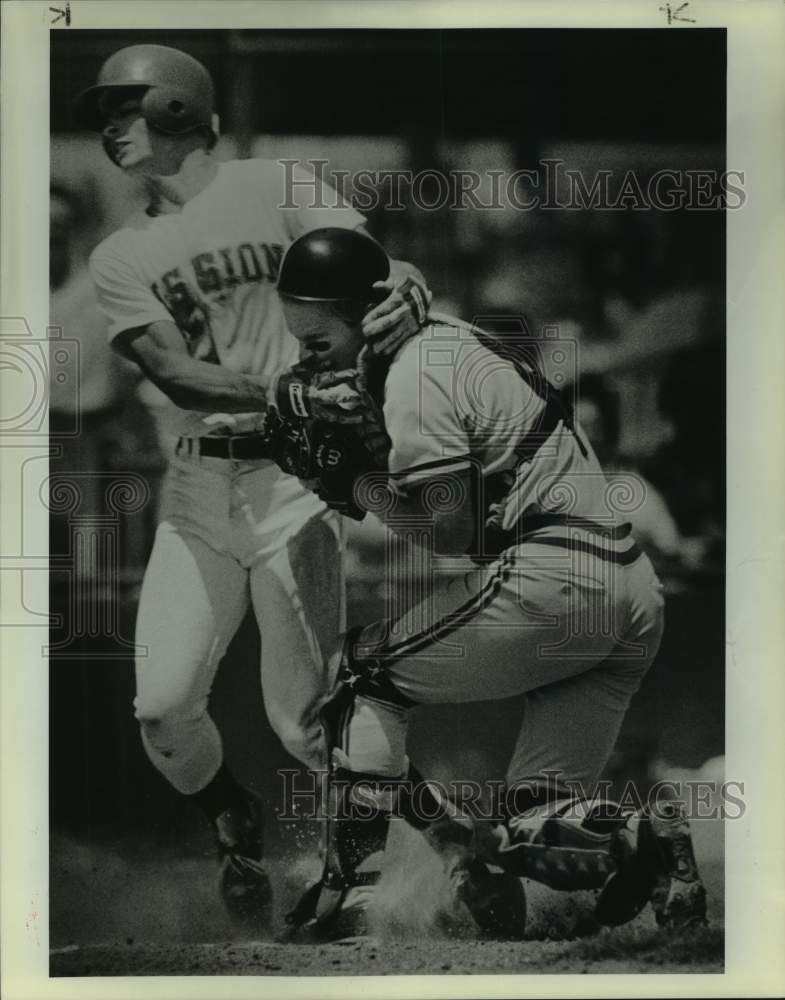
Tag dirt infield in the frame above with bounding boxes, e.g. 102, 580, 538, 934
50, 814, 723, 978
51, 923, 723, 976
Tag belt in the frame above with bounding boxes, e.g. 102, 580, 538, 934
176, 434, 272, 461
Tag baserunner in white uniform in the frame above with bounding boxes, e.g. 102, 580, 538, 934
76, 44, 431, 928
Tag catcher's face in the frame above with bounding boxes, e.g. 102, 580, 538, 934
282, 298, 364, 372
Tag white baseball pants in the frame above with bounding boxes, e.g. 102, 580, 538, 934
133, 452, 344, 794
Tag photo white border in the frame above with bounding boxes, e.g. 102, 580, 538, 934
2, 1, 784, 997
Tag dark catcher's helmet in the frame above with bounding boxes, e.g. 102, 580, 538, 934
75, 44, 217, 142
277, 228, 390, 304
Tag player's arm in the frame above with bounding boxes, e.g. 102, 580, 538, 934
88, 250, 258, 409
384, 465, 476, 556
115, 320, 272, 411
369, 358, 476, 556
91, 251, 361, 420
115, 321, 362, 420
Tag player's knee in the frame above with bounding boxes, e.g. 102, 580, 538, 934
601, 645, 656, 704
133, 692, 203, 738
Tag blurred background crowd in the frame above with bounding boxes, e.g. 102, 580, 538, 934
49, 30, 725, 861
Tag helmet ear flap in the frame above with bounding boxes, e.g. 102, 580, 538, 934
141, 87, 197, 135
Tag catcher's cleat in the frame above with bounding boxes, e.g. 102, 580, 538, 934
281, 870, 380, 943
450, 856, 527, 940
595, 801, 707, 930
214, 794, 273, 930
421, 808, 527, 941
648, 800, 708, 929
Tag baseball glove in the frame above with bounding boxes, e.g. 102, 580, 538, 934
261, 411, 389, 521
264, 354, 393, 518
270, 363, 364, 424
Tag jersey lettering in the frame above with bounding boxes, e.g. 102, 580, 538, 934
150, 241, 284, 360
237, 243, 263, 282
151, 266, 218, 362
218, 248, 242, 288
192, 252, 223, 294
189, 242, 284, 297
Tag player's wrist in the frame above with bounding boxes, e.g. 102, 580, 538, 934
271, 368, 313, 420
270, 365, 364, 424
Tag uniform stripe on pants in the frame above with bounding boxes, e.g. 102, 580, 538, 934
356, 553, 515, 666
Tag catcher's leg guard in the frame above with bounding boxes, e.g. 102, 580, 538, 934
495, 799, 620, 891
283, 681, 400, 940
595, 800, 707, 929
286, 654, 526, 941
284, 750, 403, 939
493, 796, 707, 930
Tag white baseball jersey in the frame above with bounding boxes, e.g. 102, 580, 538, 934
89, 159, 364, 438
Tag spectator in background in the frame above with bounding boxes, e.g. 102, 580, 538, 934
576, 374, 682, 561
49, 183, 162, 560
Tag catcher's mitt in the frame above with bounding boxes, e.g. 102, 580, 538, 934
267, 351, 392, 518
270, 414, 384, 520
270, 363, 364, 424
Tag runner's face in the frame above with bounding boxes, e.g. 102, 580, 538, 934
100, 93, 191, 175
281, 299, 364, 372
101, 96, 155, 171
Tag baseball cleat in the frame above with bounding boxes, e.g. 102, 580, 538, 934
648, 800, 708, 929
214, 796, 273, 930
425, 814, 527, 940
450, 856, 527, 940
280, 873, 380, 943
595, 801, 707, 930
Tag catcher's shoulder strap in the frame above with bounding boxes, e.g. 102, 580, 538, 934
422, 312, 585, 463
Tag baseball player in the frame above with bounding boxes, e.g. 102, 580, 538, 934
74, 45, 431, 927
268, 228, 707, 939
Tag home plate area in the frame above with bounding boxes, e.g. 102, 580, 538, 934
50, 806, 723, 977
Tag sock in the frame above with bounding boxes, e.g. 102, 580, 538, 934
190, 763, 251, 824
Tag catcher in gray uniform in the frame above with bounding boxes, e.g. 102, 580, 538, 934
256, 227, 707, 941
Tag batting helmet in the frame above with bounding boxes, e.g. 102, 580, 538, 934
75, 44, 217, 140
277, 228, 390, 303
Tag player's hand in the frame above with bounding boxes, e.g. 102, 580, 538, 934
352, 347, 392, 467
272, 364, 364, 424
362, 273, 431, 357
308, 369, 365, 424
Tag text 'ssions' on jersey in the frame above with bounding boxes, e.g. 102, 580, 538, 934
89, 159, 365, 438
